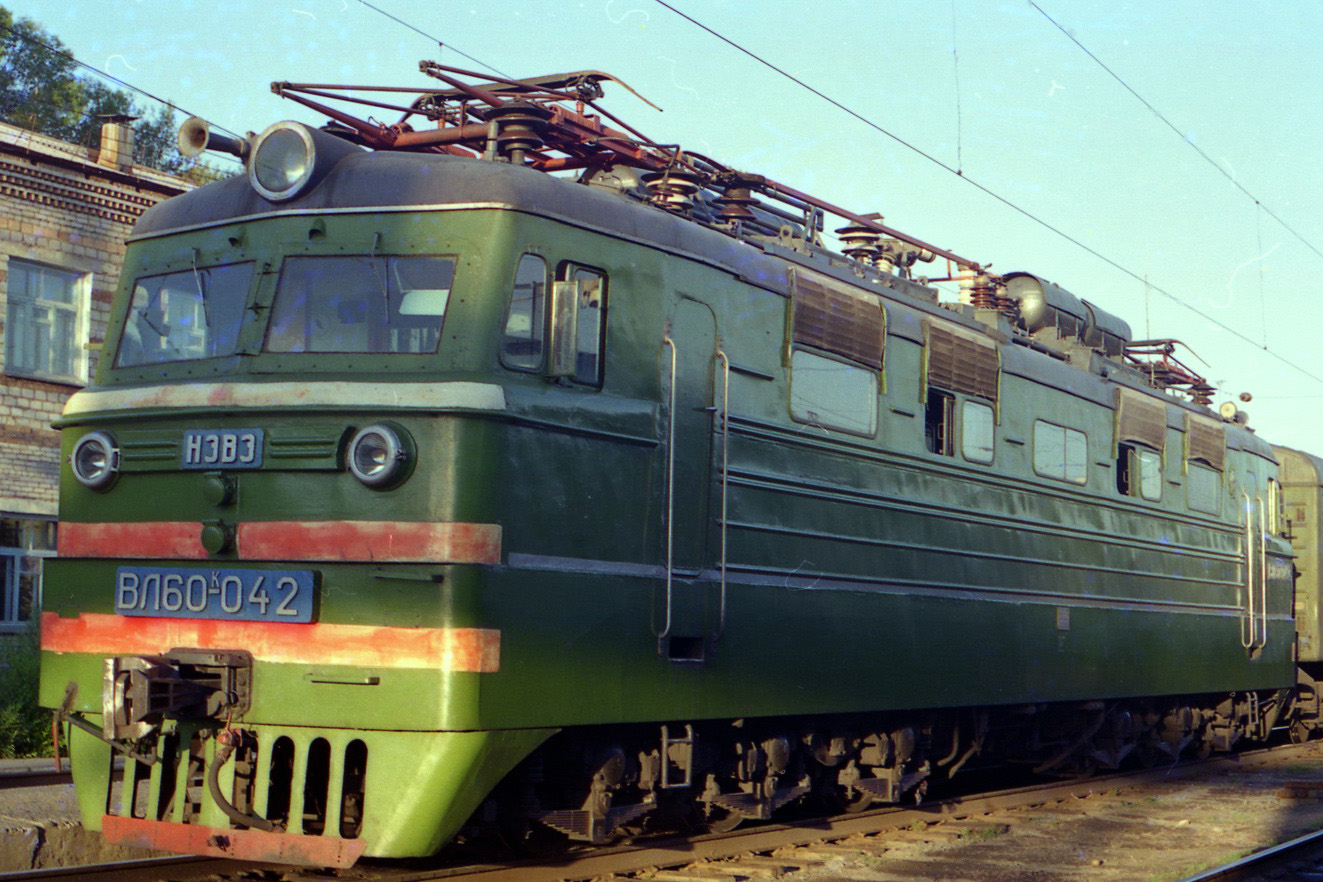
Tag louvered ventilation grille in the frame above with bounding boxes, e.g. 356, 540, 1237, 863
1117, 388, 1167, 451
791, 270, 885, 369
927, 322, 999, 401
1186, 415, 1226, 471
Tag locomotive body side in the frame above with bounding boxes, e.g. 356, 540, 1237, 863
39, 138, 1297, 864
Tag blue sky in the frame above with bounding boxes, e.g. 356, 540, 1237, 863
30, 0, 1323, 450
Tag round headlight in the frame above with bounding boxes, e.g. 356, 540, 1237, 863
250, 122, 315, 201
71, 431, 119, 490
347, 424, 413, 488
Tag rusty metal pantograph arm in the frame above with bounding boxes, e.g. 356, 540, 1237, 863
270, 65, 992, 271
715, 346, 730, 640
658, 329, 678, 655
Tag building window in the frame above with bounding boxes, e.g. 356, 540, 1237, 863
961, 399, 995, 464
0, 517, 56, 632
790, 349, 877, 436
5, 259, 89, 383
1033, 420, 1088, 484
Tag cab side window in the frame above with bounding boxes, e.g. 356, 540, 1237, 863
563, 264, 607, 387
501, 254, 547, 371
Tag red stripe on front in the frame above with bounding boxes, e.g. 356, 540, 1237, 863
56, 520, 501, 563
41, 612, 501, 672
58, 522, 204, 558
102, 815, 366, 868
237, 520, 502, 563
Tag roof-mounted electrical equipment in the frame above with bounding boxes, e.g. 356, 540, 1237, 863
1002, 272, 1131, 358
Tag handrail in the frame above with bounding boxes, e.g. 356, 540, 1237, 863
1258, 496, 1268, 649
714, 346, 730, 639
657, 331, 677, 654
1240, 491, 1255, 650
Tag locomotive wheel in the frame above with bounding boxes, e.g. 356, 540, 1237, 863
502, 820, 571, 858
703, 804, 744, 833
820, 784, 874, 814
1291, 719, 1314, 744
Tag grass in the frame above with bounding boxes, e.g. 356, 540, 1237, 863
0, 627, 55, 758
1146, 848, 1256, 882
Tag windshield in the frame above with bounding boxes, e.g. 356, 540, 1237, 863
115, 263, 253, 366
264, 255, 454, 354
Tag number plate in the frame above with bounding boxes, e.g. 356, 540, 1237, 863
114, 566, 314, 622
181, 428, 264, 469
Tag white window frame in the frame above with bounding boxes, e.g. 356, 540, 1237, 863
0, 548, 54, 632
5, 258, 91, 384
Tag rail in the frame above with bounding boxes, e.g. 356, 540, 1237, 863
1177, 827, 1323, 881
6, 744, 1319, 882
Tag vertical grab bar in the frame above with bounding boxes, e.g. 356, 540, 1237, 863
1240, 492, 1255, 649
714, 346, 730, 639
1257, 496, 1269, 649
657, 331, 677, 653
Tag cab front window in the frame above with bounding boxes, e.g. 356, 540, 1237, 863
116, 262, 254, 367
265, 255, 454, 354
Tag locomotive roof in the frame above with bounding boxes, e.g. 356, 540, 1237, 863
133, 143, 1273, 462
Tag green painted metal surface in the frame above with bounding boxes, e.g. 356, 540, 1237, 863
38, 156, 1299, 860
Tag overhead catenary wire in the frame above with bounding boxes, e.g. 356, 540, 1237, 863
0, 20, 244, 153
1027, 0, 1323, 267
350, 0, 511, 80
649, 0, 1323, 387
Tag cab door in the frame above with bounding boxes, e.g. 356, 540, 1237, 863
655, 298, 722, 661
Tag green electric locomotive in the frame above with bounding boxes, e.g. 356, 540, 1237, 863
38, 67, 1306, 866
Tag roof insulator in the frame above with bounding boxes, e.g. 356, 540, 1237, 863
642, 170, 703, 215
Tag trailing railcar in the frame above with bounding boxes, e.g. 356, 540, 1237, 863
38, 68, 1303, 866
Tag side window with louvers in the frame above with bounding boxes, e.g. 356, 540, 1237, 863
787, 268, 884, 438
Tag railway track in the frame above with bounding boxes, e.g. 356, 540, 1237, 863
0, 769, 71, 791
1177, 820, 1323, 881
0, 760, 122, 791
2, 743, 1321, 882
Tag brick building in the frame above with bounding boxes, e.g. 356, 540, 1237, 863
0, 118, 190, 634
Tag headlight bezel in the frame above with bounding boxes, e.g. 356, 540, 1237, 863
346, 423, 414, 489
249, 121, 317, 202
70, 431, 120, 491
